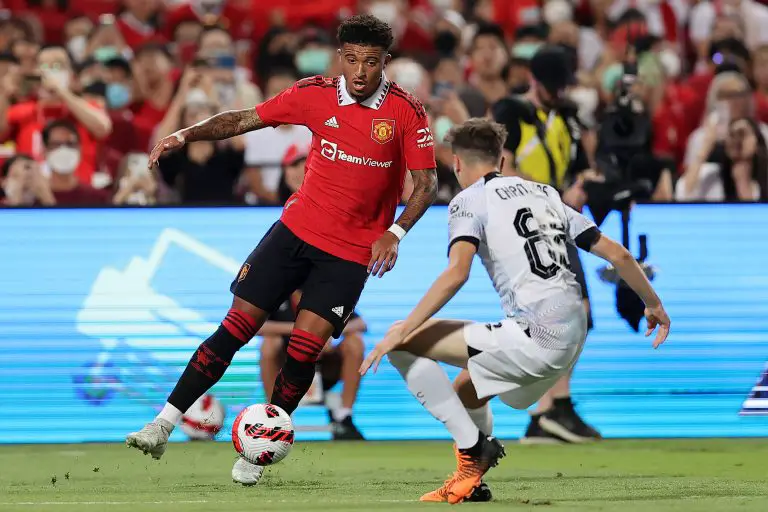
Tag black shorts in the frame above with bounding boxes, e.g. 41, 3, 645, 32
567, 243, 593, 330
230, 221, 369, 338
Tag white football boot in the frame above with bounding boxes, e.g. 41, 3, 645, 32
232, 457, 265, 486
125, 419, 174, 459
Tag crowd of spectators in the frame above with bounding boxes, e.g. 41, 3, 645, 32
1, 0, 767, 207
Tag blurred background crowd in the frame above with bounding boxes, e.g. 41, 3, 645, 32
0, 0, 767, 207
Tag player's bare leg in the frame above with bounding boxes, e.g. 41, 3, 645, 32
331, 333, 365, 439
387, 319, 505, 504
127, 296, 268, 459
259, 335, 286, 401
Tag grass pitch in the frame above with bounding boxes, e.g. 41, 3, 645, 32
0, 439, 766, 511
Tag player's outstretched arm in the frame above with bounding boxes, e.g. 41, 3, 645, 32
360, 240, 474, 375
589, 235, 671, 348
148, 108, 265, 168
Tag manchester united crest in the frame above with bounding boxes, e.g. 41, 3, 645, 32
371, 119, 395, 144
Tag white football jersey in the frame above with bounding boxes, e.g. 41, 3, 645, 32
448, 173, 600, 348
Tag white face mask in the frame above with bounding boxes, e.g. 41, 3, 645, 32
658, 49, 681, 79
67, 36, 87, 63
47, 147, 80, 174
393, 62, 424, 94
430, 0, 454, 12
543, 0, 573, 25
369, 1, 399, 25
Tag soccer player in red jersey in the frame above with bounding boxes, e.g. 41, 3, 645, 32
126, 14, 438, 483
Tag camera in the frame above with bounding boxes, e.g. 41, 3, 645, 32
585, 62, 659, 330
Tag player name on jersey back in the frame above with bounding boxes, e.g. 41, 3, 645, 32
254, 75, 436, 266
448, 174, 599, 330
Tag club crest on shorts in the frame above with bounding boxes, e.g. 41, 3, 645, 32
237, 263, 251, 282
371, 119, 395, 144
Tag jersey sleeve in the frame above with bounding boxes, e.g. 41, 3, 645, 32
402, 99, 437, 171
447, 186, 485, 254
562, 204, 601, 251
254, 83, 308, 128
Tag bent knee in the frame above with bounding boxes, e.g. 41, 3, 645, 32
339, 333, 364, 359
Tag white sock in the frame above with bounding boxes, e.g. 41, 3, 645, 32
467, 403, 493, 435
156, 403, 182, 428
389, 350, 479, 449
332, 407, 353, 422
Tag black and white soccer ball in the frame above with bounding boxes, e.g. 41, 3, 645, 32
232, 404, 294, 466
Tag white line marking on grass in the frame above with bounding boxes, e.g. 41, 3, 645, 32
0, 499, 414, 506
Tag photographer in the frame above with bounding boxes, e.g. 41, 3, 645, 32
0, 153, 55, 206
491, 45, 600, 444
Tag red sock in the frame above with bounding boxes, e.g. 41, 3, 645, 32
221, 308, 258, 343
286, 329, 327, 363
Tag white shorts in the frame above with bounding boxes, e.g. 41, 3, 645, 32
464, 318, 586, 410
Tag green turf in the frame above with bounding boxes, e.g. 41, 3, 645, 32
1, 440, 767, 511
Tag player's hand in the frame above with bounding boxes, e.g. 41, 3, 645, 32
359, 323, 405, 375
368, 231, 399, 278
644, 303, 670, 349
148, 132, 185, 168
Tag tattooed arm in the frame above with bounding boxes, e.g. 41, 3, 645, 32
394, 168, 438, 232
180, 108, 265, 142
148, 108, 265, 167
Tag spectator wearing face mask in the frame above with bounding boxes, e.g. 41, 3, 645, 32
196, 26, 261, 110
116, 0, 166, 50
101, 57, 146, 176
86, 14, 131, 63
155, 71, 245, 204
63, 14, 94, 66
242, 69, 311, 204
42, 120, 111, 205
0, 45, 112, 186
468, 23, 509, 106
294, 27, 334, 78
113, 152, 160, 205
0, 153, 55, 206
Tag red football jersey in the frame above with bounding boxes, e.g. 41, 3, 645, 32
255, 75, 437, 266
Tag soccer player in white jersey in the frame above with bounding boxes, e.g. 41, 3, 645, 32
359, 119, 671, 504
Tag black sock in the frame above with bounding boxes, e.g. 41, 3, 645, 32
167, 324, 248, 412
270, 355, 316, 415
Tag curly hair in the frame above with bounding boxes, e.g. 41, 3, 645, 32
337, 14, 394, 51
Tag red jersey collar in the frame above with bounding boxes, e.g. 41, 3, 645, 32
337, 73, 391, 110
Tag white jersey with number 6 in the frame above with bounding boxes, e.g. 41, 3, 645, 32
448, 173, 601, 349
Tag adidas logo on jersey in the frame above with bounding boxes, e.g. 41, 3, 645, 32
324, 116, 340, 128
332, 306, 344, 318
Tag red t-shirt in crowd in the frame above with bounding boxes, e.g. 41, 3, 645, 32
53, 183, 111, 206
255, 75, 437, 266
3, 100, 105, 185
116, 13, 166, 50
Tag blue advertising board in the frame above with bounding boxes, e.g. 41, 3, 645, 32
1, 204, 766, 443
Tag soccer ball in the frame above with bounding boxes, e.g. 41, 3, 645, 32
232, 404, 294, 466
179, 394, 225, 440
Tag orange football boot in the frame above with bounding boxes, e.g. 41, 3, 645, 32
420, 436, 505, 504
